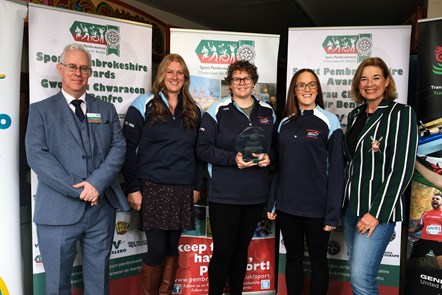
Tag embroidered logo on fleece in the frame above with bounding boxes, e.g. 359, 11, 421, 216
259, 116, 271, 125
306, 129, 320, 139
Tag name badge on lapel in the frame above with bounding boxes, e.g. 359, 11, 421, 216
86, 113, 102, 123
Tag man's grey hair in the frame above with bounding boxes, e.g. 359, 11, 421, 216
59, 43, 91, 65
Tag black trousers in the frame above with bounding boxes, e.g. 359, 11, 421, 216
278, 211, 330, 295
208, 202, 264, 295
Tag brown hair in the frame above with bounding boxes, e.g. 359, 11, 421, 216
149, 54, 199, 128
283, 69, 324, 119
225, 60, 259, 93
350, 57, 397, 104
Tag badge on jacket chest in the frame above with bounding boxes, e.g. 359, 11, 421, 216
369, 136, 383, 153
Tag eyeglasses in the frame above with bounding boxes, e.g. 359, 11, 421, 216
60, 63, 92, 74
231, 77, 253, 85
296, 82, 317, 90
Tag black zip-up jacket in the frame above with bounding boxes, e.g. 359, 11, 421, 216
196, 96, 276, 205
267, 106, 344, 226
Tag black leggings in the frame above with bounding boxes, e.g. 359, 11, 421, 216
208, 202, 264, 295
278, 211, 330, 295
143, 228, 182, 266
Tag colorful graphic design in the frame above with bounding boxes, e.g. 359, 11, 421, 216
432, 46, 442, 75
322, 33, 372, 62
0, 276, 10, 295
195, 40, 255, 64
70, 21, 120, 56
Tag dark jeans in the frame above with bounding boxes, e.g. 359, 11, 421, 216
278, 211, 330, 295
208, 202, 264, 295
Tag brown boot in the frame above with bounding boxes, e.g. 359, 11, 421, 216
141, 262, 164, 295
159, 256, 179, 294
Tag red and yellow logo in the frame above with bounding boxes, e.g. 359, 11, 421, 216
0, 276, 10, 295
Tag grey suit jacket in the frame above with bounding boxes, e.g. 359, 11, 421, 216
25, 91, 130, 225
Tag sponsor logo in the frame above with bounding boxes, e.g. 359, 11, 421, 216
390, 230, 396, 242
384, 251, 399, 258
259, 116, 271, 125
113, 240, 124, 249
0, 276, 10, 295
0, 113, 12, 130
322, 34, 372, 62
112, 240, 127, 254
306, 129, 320, 139
0, 74, 12, 131
115, 220, 129, 235
195, 40, 255, 64
70, 21, 120, 56
432, 46, 442, 75
124, 121, 134, 128
261, 279, 271, 289
34, 255, 43, 264
128, 240, 147, 248
327, 240, 341, 256
426, 224, 441, 235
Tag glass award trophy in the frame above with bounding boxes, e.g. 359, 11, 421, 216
234, 126, 269, 163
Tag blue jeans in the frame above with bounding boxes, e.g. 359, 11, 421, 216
342, 206, 395, 295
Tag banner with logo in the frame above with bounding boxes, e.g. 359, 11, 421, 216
170, 28, 279, 294
284, 26, 412, 295
406, 17, 442, 295
0, 1, 27, 294
28, 4, 152, 294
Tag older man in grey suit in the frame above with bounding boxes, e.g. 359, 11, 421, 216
25, 43, 130, 295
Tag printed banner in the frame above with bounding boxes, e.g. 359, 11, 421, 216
28, 3, 152, 294
170, 28, 279, 294
406, 17, 442, 295
171, 28, 279, 111
284, 26, 412, 295
0, 1, 28, 294
287, 26, 411, 129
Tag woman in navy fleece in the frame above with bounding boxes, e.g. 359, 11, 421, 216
196, 60, 276, 295
122, 54, 202, 295
267, 69, 344, 295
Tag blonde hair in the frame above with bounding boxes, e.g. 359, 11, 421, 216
149, 54, 199, 129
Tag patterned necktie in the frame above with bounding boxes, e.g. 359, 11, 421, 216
71, 100, 85, 123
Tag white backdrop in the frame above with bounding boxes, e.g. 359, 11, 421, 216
0, 0, 27, 294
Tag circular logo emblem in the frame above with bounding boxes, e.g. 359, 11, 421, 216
390, 230, 396, 242
327, 240, 341, 256
105, 29, 120, 47
0, 114, 12, 130
236, 45, 256, 62
356, 37, 373, 55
